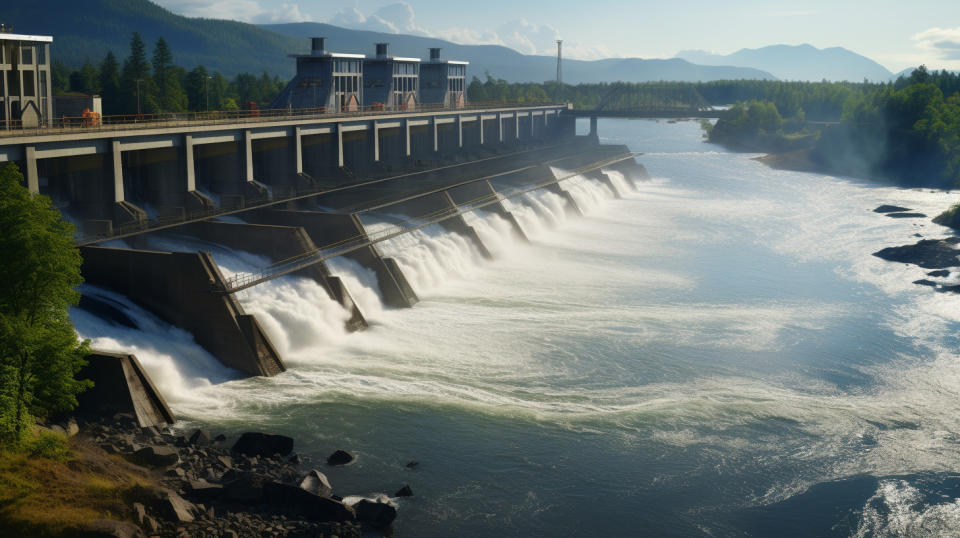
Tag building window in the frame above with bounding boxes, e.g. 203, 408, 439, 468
21, 47, 33, 65
39, 71, 47, 98
23, 73, 35, 97
37, 45, 46, 65
7, 70, 19, 94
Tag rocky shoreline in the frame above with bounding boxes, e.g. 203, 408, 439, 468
55, 413, 411, 537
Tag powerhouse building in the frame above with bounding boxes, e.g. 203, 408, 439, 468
271, 38, 468, 112
0, 30, 53, 128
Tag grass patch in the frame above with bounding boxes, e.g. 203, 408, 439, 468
0, 430, 156, 536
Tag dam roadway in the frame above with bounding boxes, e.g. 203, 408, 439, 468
1, 104, 649, 416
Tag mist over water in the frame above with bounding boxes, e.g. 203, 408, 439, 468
71, 119, 960, 536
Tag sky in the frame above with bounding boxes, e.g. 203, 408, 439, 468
153, 0, 960, 72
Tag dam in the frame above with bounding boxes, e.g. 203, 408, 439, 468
0, 35, 647, 421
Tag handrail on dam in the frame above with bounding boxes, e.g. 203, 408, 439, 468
0, 100, 562, 138
217, 153, 637, 294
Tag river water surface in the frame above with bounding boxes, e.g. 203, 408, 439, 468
71, 119, 960, 537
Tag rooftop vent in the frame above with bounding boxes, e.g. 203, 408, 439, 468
376, 43, 389, 58
429, 48, 441, 61
311, 37, 326, 55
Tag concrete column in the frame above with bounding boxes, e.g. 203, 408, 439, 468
432, 117, 439, 152
479, 117, 485, 145
515, 114, 520, 139
24, 145, 39, 193
498, 113, 504, 142
243, 129, 254, 182
112, 139, 125, 202
404, 119, 411, 157
590, 116, 599, 138
457, 116, 463, 148
184, 135, 196, 191
337, 123, 345, 168
373, 122, 380, 162
294, 126, 303, 175
531, 113, 536, 138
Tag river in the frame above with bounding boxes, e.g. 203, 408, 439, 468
71, 118, 960, 537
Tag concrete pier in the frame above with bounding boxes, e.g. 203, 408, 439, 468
175, 220, 367, 331
81, 246, 286, 376
244, 209, 419, 308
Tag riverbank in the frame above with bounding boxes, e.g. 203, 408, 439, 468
0, 414, 407, 537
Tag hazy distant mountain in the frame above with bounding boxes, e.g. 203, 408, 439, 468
263, 22, 776, 84
676, 44, 893, 82
2, 0, 774, 83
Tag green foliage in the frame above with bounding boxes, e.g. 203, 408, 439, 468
0, 163, 91, 446
28, 430, 71, 461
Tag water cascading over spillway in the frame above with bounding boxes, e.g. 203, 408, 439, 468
552, 168, 617, 215
70, 286, 239, 406
603, 169, 635, 196
135, 234, 358, 365
361, 219, 486, 296
461, 209, 520, 258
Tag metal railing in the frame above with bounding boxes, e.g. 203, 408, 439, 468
219, 152, 635, 293
0, 101, 562, 138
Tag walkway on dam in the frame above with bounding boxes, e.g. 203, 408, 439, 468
217, 152, 635, 293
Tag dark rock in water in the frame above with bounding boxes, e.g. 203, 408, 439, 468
299, 470, 333, 497
80, 519, 145, 537
928, 270, 951, 277
77, 295, 139, 329
873, 238, 960, 269
327, 449, 354, 466
913, 279, 938, 287
126, 445, 179, 468
231, 432, 294, 458
263, 482, 356, 522
352, 495, 397, 528
188, 429, 211, 446
405, 461, 419, 469
874, 204, 912, 213
213, 434, 226, 443
885, 212, 927, 218
940, 284, 960, 294
395, 485, 413, 497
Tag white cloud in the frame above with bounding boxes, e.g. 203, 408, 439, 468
329, 2, 430, 36
910, 27, 960, 70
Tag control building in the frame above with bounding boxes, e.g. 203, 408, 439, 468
362, 43, 419, 111
420, 48, 467, 108
269, 38, 364, 113
1, 29, 53, 128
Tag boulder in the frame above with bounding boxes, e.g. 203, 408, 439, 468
186, 479, 223, 503
231, 432, 294, 458
326, 449, 354, 466
188, 429, 211, 446
157, 490, 196, 523
299, 470, 333, 497
351, 495, 397, 528
395, 485, 413, 497
263, 482, 356, 522
220, 472, 270, 504
928, 270, 952, 277
874, 204, 912, 213
126, 446, 179, 468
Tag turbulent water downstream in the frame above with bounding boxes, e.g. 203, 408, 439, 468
70, 119, 960, 536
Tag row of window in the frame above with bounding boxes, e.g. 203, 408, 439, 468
0, 44, 47, 66
393, 62, 418, 75
333, 59, 362, 74
448, 65, 466, 78
448, 77, 464, 92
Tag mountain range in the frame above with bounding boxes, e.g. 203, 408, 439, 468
676, 44, 894, 82
3, 0, 900, 84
